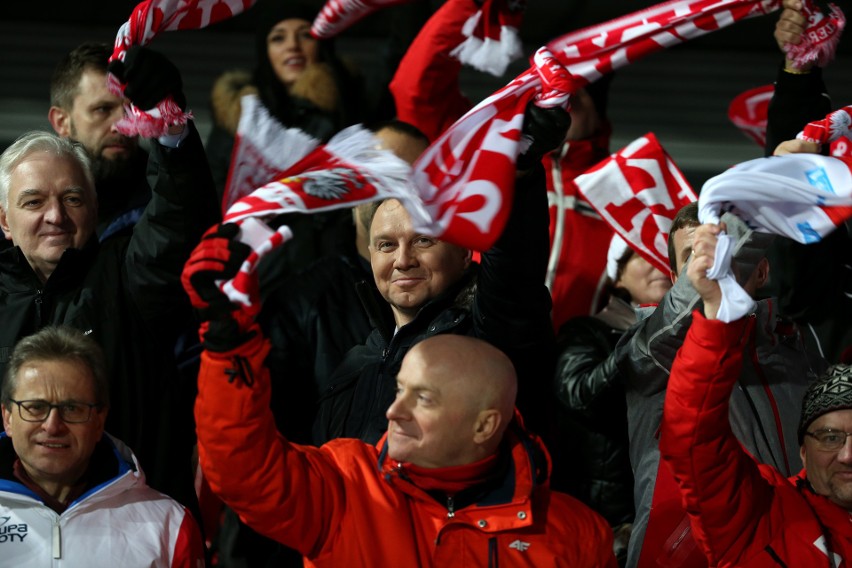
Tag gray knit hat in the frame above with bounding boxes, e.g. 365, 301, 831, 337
798, 364, 852, 443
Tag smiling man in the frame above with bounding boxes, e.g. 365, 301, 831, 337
312, 156, 557, 445
0, 326, 202, 567
660, 222, 852, 566
195, 331, 616, 566
0, 125, 217, 512
0, 143, 97, 282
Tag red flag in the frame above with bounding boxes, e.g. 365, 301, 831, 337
573, 134, 698, 275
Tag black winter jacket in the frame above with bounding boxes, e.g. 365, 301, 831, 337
259, 248, 388, 444
0, 123, 219, 504
312, 166, 556, 446
553, 297, 635, 527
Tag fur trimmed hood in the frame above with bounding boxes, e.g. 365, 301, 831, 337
210, 63, 341, 137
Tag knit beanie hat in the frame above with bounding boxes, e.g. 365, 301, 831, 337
798, 364, 852, 443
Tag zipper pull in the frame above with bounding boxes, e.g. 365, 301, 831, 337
52, 519, 61, 559
447, 496, 455, 519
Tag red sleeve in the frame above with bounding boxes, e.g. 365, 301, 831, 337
170, 509, 205, 568
659, 311, 776, 566
389, 0, 476, 142
194, 336, 346, 557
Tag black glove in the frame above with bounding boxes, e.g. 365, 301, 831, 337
516, 103, 572, 171
108, 46, 186, 111
182, 223, 258, 352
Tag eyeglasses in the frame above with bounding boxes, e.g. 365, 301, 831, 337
805, 429, 852, 452
7, 399, 102, 424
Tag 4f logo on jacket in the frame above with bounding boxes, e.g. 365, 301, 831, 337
509, 539, 530, 552
0, 516, 28, 543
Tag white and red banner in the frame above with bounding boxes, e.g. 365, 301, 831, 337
109, 0, 256, 137
572, 133, 698, 276
699, 153, 852, 321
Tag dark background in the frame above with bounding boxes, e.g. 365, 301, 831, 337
2, 0, 851, 188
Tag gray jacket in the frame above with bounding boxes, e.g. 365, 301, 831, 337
614, 214, 826, 567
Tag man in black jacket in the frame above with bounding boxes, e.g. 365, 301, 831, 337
48, 42, 152, 242
0, 51, 219, 509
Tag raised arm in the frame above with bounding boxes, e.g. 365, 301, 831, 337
184, 224, 346, 555
389, 0, 476, 142
659, 224, 776, 565
113, 48, 220, 324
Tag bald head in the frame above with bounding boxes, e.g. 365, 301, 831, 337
386, 335, 517, 468
409, 335, 517, 423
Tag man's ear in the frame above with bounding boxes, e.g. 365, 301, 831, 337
48, 106, 72, 138
0, 207, 12, 240
472, 409, 502, 445
755, 257, 770, 289
463, 248, 473, 269
2, 404, 12, 436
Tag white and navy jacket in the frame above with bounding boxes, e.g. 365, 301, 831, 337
0, 432, 203, 567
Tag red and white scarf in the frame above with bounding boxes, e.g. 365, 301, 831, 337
572, 133, 698, 276
699, 153, 852, 321
311, 0, 415, 39
109, 0, 256, 137
412, 0, 780, 253
783, 1, 846, 69
218, 125, 428, 309
450, 0, 526, 76
222, 94, 320, 213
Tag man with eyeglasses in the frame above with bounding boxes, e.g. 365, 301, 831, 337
0, 326, 203, 567
660, 221, 852, 566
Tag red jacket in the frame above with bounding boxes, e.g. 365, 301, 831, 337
196, 336, 616, 567
660, 312, 852, 567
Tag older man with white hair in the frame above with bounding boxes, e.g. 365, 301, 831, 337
0, 128, 217, 509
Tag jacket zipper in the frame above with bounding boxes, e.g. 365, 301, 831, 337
488, 537, 498, 568
35, 289, 44, 325
446, 496, 455, 519
52, 518, 61, 559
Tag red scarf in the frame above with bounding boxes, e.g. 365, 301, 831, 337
395, 452, 501, 496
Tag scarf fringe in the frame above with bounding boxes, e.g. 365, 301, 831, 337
325, 125, 412, 186
786, 1, 846, 68
451, 24, 523, 77
114, 97, 194, 138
